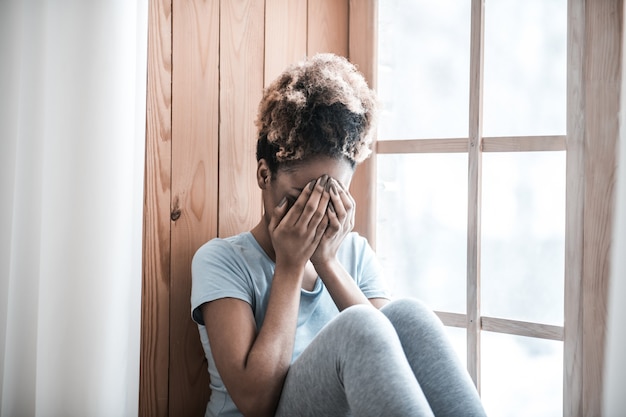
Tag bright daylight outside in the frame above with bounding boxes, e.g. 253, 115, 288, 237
376, 1, 566, 416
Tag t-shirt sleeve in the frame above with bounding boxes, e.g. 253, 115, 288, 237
352, 234, 391, 300
190, 238, 254, 325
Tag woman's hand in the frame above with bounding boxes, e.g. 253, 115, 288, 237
268, 175, 332, 270
310, 178, 355, 269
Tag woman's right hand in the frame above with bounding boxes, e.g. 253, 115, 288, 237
203, 180, 331, 417
268, 175, 331, 270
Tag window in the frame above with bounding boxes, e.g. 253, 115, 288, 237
376, 1, 567, 415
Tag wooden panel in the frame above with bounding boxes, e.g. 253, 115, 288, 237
435, 311, 467, 329
348, 0, 377, 243
581, 1, 622, 415
264, 0, 307, 86
140, 0, 172, 415
170, 0, 220, 414
564, 0, 585, 415
142, 0, 372, 415
481, 317, 564, 341
377, 138, 468, 154
219, 0, 265, 238
307, 0, 349, 56
482, 135, 567, 152
466, 0, 484, 392
435, 312, 565, 342
376, 136, 566, 154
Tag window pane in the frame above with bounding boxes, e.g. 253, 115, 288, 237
445, 326, 467, 370
483, 0, 567, 136
481, 152, 565, 325
376, 154, 467, 313
378, 0, 470, 139
482, 332, 563, 417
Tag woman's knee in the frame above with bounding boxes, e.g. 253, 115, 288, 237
331, 304, 398, 343
381, 298, 444, 333
382, 297, 432, 316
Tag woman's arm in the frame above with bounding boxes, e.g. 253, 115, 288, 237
313, 258, 371, 310
201, 262, 303, 417
312, 178, 389, 310
201, 177, 331, 417
314, 259, 389, 310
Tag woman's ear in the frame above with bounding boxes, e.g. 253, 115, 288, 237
257, 159, 271, 189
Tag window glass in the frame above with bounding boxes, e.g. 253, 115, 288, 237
482, 332, 563, 417
483, 0, 567, 136
376, 153, 467, 313
376, 2, 568, 412
481, 152, 565, 325
445, 326, 467, 369
378, 0, 470, 139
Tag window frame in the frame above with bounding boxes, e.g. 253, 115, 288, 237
372, 0, 567, 390
350, 0, 623, 415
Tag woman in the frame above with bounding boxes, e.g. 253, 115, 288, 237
191, 53, 487, 417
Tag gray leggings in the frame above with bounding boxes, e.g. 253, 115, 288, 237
275, 299, 487, 417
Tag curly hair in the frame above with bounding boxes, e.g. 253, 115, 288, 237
255, 53, 377, 174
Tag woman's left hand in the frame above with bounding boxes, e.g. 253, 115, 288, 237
310, 178, 355, 268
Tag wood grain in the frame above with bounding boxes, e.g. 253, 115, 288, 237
170, 0, 220, 414
307, 0, 349, 56
482, 135, 566, 152
377, 138, 469, 154
140, 0, 172, 415
264, 0, 307, 86
435, 312, 565, 341
376, 136, 565, 154
219, 0, 265, 238
481, 317, 564, 341
466, 0, 484, 392
564, 0, 585, 415
435, 311, 467, 329
581, 1, 621, 414
348, 0, 378, 244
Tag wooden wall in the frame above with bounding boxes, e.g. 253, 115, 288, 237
140, 1, 376, 416
564, 0, 623, 415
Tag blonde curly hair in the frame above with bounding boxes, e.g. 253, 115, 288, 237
256, 53, 377, 173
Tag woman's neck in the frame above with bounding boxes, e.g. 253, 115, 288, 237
251, 220, 276, 262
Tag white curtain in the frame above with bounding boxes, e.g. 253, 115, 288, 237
0, 1, 148, 416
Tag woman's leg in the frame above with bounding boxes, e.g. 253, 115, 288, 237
381, 298, 487, 417
276, 304, 434, 417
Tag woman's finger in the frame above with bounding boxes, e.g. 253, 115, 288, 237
298, 175, 330, 228
268, 196, 289, 231
281, 178, 316, 226
314, 212, 330, 243
339, 183, 355, 214
329, 179, 348, 221
324, 203, 341, 238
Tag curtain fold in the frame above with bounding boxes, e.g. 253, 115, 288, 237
0, 1, 148, 416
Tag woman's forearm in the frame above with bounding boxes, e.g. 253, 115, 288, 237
315, 259, 371, 311
233, 263, 304, 417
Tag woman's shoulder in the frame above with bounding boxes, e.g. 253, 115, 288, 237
193, 232, 254, 264
337, 232, 375, 261
342, 231, 372, 250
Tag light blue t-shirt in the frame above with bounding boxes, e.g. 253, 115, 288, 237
190, 231, 389, 417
